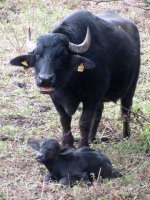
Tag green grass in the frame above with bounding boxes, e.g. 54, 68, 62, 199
0, 0, 150, 199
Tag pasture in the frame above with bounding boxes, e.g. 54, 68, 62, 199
0, 0, 150, 199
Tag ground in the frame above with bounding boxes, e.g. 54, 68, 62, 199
0, 0, 150, 199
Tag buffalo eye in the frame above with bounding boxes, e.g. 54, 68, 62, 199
62, 50, 68, 57
57, 49, 68, 58
47, 148, 53, 151
34, 48, 43, 59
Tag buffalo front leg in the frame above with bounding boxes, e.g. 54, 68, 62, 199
79, 101, 100, 147
60, 112, 74, 147
88, 103, 104, 143
51, 97, 74, 147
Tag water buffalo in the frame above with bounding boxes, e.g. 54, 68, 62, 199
10, 10, 140, 147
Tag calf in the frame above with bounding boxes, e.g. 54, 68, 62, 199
28, 138, 119, 185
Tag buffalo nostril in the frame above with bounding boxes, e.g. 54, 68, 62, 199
37, 73, 56, 87
38, 73, 55, 81
36, 152, 44, 160
36, 75, 43, 87
37, 75, 42, 83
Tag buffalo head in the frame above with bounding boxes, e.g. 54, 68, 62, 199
10, 27, 95, 94
28, 138, 60, 163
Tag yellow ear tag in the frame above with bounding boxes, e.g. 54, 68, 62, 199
21, 61, 28, 68
77, 63, 84, 72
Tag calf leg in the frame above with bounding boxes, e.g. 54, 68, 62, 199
43, 171, 56, 182
59, 172, 89, 186
59, 176, 78, 186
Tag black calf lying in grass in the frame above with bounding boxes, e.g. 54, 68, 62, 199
28, 138, 122, 185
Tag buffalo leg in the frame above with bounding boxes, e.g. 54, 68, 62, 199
51, 98, 74, 146
79, 101, 100, 147
60, 111, 74, 146
121, 98, 132, 138
121, 96, 133, 138
121, 55, 140, 138
121, 76, 139, 138
88, 103, 104, 143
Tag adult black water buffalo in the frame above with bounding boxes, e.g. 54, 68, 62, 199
10, 10, 140, 147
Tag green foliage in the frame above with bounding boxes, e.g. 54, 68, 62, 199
144, 0, 150, 4
99, 197, 108, 200
0, 196, 9, 200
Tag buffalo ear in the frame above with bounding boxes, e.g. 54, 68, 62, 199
71, 55, 95, 72
28, 138, 40, 151
10, 55, 36, 68
79, 57, 95, 71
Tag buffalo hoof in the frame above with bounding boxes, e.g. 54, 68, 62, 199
78, 141, 89, 148
62, 132, 74, 147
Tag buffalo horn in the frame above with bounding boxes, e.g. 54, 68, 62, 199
69, 27, 91, 53
26, 27, 36, 53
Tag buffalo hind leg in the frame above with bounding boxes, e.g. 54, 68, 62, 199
121, 68, 140, 138
121, 96, 133, 138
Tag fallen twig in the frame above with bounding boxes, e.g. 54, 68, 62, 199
123, 2, 150, 11
0, 135, 13, 141
83, 0, 123, 3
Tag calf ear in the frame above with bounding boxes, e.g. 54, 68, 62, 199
59, 147, 75, 155
10, 55, 36, 68
28, 138, 40, 151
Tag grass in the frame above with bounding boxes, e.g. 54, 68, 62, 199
0, 0, 150, 199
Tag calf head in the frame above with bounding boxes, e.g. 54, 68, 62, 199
10, 27, 95, 94
28, 138, 60, 163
